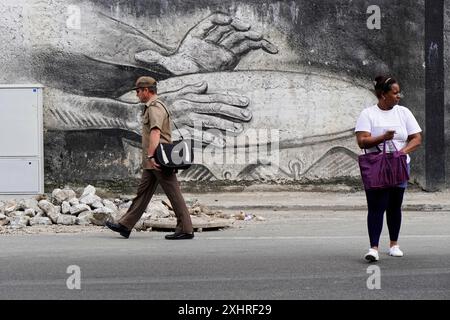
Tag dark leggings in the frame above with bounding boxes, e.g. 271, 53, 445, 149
365, 187, 405, 248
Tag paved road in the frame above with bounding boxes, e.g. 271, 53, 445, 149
1, 210, 449, 300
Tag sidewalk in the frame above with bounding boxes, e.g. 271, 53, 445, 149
2, 189, 449, 212
182, 190, 450, 212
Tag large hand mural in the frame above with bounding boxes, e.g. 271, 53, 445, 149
2, 0, 397, 186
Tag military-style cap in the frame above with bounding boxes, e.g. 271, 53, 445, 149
133, 76, 157, 90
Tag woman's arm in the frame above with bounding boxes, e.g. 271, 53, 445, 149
400, 133, 422, 154
355, 130, 395, 149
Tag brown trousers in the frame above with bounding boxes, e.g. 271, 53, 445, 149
119, 169, 193, 233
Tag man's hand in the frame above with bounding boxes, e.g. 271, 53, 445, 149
134, 12, 278, 75
147, 157, 161, 171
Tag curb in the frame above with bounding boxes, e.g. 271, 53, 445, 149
206, 204, 450, 212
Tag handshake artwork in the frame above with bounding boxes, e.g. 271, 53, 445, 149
14, 1, 376, 182
45, 12, 279, 148
133, 12, 278, 75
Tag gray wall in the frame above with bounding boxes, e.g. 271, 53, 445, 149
0, 0, 431, 191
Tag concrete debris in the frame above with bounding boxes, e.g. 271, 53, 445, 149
10, 216, 30, 228
69, 198, 79, 206
80, 194, 102, 206
18, 198, 39, 211
4, 201, 17, 215
34, 194, 47, 202
146, 201, 171, 219
80, 185, 96, 198
57, 215, 77, 225
0, 186, 266, 233
244, 213, 253, 221
90, 207, 113, 226
69, 204, 91, 216
161, 200, 173, 211
119, 201, 132, 210
234, 211, 246, 220
119, 195, 134, 202
91, 201, 104, 209
52, 188, 77, 204
30, 217, 52, 226
61, 201, 71, 214
35, 208, 44, 217
9, 211, 26, 218
102, 199, 118, 213
38, 200, 60, 224
76, 211, 93, 226
231, 211, 267, 222
0, 214, 10, 226
24, 208, 35, 217
187, 199, 218, 216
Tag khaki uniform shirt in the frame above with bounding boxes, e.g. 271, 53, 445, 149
141, 97, 172, 169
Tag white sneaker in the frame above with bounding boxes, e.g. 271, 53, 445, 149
388, 245, 404, 257
364, 248, 379, 262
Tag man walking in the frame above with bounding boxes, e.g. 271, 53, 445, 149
106, 76, 194, 240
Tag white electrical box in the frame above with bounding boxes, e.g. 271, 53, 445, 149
0, 85, 44, 195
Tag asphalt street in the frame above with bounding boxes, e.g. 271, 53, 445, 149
1, 209, 449, 300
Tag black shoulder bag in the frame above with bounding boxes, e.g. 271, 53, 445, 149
153, 101, 194, 170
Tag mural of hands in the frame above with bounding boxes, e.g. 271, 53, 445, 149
161, 81, 253, 147
3, 0, 416, 184
46, 79, 253, 149
44, 10, 273, 148
134, 12, 278, 75
118, 81, 252, 147
159, 70, 377, 181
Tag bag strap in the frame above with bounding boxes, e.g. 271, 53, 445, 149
363, 139, 398, 154
363, 144, 382, 154
154, 99, 184, 140
388, 139, 398, 151
381, 139, 398, 154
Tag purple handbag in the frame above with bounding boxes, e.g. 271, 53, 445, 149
358, 140, 409, 190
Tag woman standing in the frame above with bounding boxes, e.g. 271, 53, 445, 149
355, 76, 422, 262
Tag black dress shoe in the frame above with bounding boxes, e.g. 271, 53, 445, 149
105, 221, 131, 239
165, 232, 195, 240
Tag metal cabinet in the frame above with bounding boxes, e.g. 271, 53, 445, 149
0, 85, 44, 194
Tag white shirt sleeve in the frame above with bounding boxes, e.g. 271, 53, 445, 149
355, 109, 371, 133
404, 108, 422, 135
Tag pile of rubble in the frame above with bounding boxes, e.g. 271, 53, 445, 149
0, 185, 266, 233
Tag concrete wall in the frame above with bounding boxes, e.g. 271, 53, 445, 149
0, 0, 428, 190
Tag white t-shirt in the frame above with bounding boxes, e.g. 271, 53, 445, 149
355, 104, 422, 163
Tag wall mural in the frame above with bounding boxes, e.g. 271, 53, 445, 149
1, 0, 383, 185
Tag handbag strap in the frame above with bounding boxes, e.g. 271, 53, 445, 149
154, 99, 184, 140
363, 144, 382, 154
388, 139, 398, 151
382, 139, 398, 153
363, 139, 397, 154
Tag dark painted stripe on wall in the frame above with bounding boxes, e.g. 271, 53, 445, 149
425, 0, 445, 190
